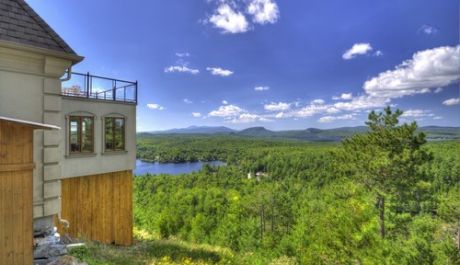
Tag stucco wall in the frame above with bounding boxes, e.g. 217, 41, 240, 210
0, 45, 71, 221
60, 98, 136, 178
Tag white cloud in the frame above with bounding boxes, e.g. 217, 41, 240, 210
294, 103, 329, 117
433, 116, 443, 120
333, 95, 389, 112
318, 114, 354, 123
247, 0, 279, 25
192, 112, 202, 118
264, 102, 291, 111
254, 86, 270, 91
311, 99, 325, 105
434, 87, 443, 93
332, 93, 353, 100
375, 50, 383, 57
442, 98, 460, 106
419, 25, 439, 35
209, 104, 245, 117
206, 67, 234, 77
364, 45, 460, 98
176, 52, 190, 57
401, 109, 435, 118
222, 100, 229, 105
209, 4, 249, 34
342, 43, 373, 60
183, 98, 193, 104
147, 103, 165, 111
164, 65, 200, 75
230, 113, 270, 123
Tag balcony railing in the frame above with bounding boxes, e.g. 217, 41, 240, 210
61, 72, 137, 104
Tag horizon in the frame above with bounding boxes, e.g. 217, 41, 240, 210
140, 123, 460, 133
28, 0, 460, 131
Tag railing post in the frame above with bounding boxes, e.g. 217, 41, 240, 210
113, 80, 116, 101
86, 72, 90, 98
135, 81, 138, 104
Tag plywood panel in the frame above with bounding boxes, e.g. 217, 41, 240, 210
0, 120, 34, 265
59, 170, 133, 246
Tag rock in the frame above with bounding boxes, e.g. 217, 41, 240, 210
34, 243, 67, 259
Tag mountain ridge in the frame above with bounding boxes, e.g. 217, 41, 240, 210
140, 125, 460, 142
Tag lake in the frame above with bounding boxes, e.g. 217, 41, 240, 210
134, 159, 226, 176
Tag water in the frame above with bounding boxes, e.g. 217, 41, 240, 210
134, 159, 226, 176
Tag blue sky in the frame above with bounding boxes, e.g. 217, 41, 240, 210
29, 0, 460, 131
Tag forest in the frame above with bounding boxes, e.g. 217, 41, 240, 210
132, 108, 460, 264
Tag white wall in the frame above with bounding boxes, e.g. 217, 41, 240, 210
60, 98, 136, 178
0, 44, 72, 220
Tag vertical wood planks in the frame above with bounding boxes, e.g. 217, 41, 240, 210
59, 170, 133, 246
0, 120, 34, 265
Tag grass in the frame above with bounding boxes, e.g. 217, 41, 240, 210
69, 228, 235, 265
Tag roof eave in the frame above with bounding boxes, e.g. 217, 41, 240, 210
0, 39, 84, 65
0, 116, 60, 130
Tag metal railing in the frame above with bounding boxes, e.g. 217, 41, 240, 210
61, 72, 138, 104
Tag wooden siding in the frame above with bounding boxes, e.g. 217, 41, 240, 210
59, 170, 133, 246
0, 120, 34, 265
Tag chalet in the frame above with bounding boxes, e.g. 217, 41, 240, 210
0, 0, 136, 264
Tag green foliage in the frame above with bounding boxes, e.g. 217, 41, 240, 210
132, 107, 460, 264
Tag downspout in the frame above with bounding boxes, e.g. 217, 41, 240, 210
60, 67, 72, 82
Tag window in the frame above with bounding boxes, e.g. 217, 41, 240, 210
69, 116, 94, 153
105, 117, 125, 151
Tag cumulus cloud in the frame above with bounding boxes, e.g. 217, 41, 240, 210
333, 93, 353, 100
311, 99, 325, 105
247, 0, 279, 25
318, 114, 354, 123
254, 86, 270, 91
164, 65, 200, 75
419, 25, 439, 35
342, 43, 373, 60
333, 95, 389, 112
147, 103, 165, 110
364, 45, 460, 98
264, 102, 291, 111
230, 113, 270, 123
209, 4, 249, 34
209, 104, 245, 117
206, 67, 234, 77
401, 109, 435, 118
208, 103, 270, 123
192, 112, 202, 118
434, 87, 443, 94
222, 100, 229, 105
442, 98, 460, 106
183, 98, 193, 104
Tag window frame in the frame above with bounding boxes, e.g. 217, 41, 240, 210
64, 111, 97, 158
103, 115, 127, 153
68, 115, 95, 154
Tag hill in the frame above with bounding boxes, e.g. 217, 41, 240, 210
142, 126, 460, 142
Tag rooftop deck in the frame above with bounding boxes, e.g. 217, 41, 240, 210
62, 72, 137, 104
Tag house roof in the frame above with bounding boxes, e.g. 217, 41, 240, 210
0, 0, 77, 55
0, 116, 60, 130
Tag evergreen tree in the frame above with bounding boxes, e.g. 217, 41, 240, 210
340, 106, 432, 238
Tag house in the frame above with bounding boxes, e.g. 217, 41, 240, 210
0, 0, 137, 263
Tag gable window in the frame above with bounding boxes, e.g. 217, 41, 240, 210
69, 116, 94, 153
104, 117, 125, 151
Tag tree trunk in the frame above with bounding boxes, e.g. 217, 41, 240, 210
378, 195, 386, 239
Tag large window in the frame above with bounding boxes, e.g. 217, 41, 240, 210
69, 116, 94, 153
105, 117, 125, 151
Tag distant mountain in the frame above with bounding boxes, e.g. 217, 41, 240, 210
143, 125, 460, 141
238, 127, 276, 137
151, 126, 236, 134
